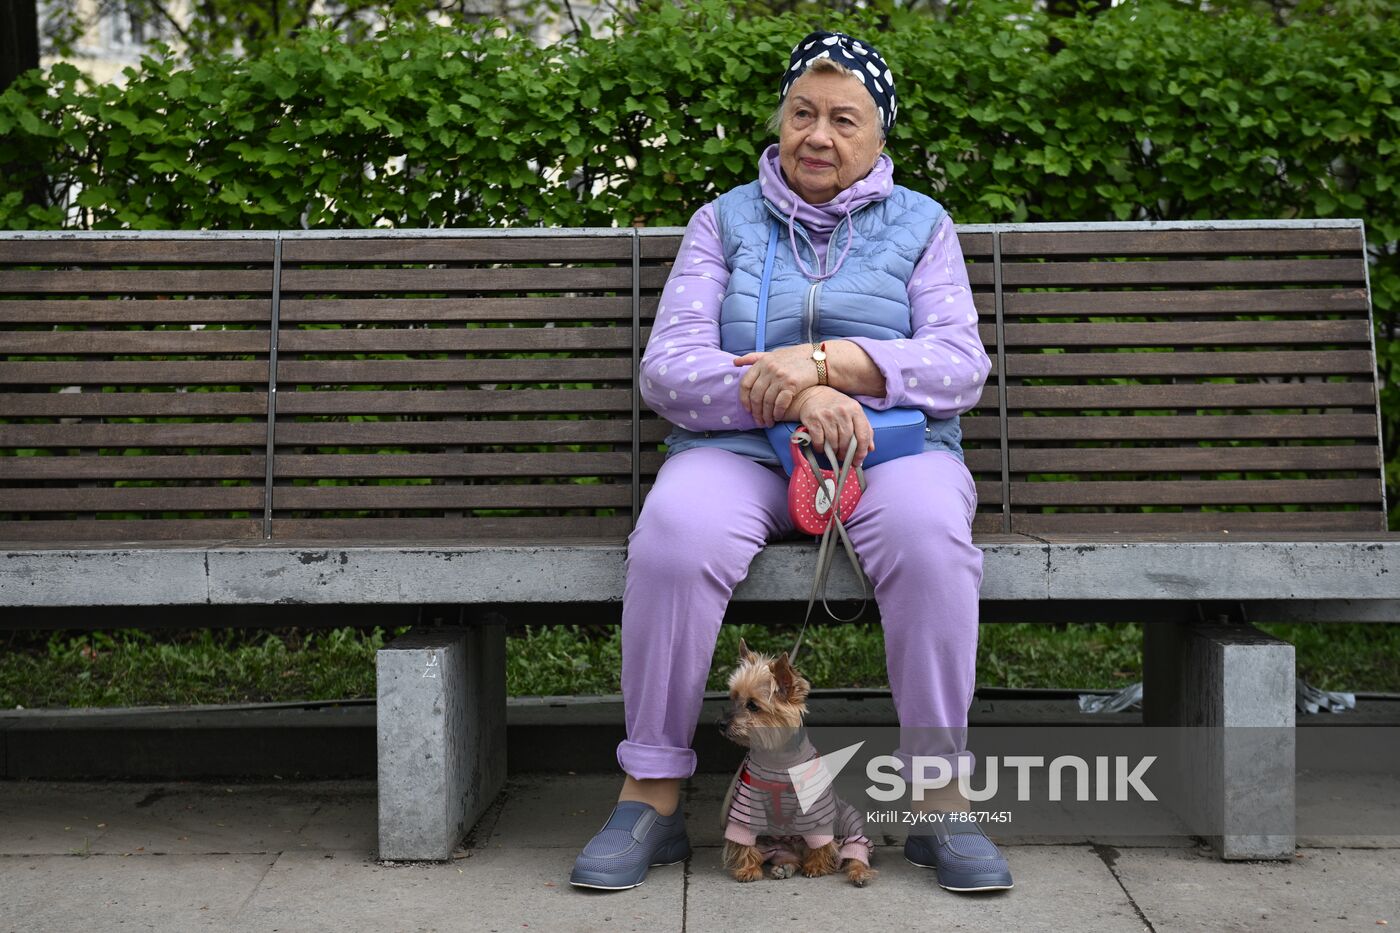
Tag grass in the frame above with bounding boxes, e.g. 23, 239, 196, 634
1, 621, 1397, 710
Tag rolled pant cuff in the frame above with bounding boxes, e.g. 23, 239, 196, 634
617, 740, 697, 780
896, 748, 977, 786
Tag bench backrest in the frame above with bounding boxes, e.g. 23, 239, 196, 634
0, 221, 1382, 541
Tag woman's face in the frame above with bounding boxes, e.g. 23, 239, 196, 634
778, 68, 886, 206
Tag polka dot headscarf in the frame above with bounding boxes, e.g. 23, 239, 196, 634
780, 31, 897, 135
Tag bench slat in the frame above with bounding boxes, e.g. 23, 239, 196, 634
1001, 258, 1366, 287
0, 271, 273, 293
269, 515, 632, 539
277, 327, 638, 353
1013, 478, 1380, 506
955, 233, 996, 257
0, 361, 268, 384
0, 519, 263, 539
961, 450, 1005, 474
279, 296, 634, 322
280, 238, 633, 263
962, 266, 994, 287
1005, 349, 1374, 377
274, 388, 632, 415
273, 420, 667, 446
1002, 319, 1370, 347
1011, 445, 1379, 472
1009, 383, 1375, 409
1008, 413, 1378, 441
0, 330, 271, 354
280, 267, 631, 293
1011, 510, 1385, 533
1, 424, 266, 446
1003, 288, 1371, 316
1001, 228, 1363, 256
275, 359, 633, 383
971, 514, 1004, 534
0, 392, 268, 417
272, 484, 633, 510
273, 452, 664, 477
0, 299, 272, 323
958, 415, 1002, 440
0, 487, 264, 511
638, 236, 684, 260
0, 241, 274, 263
1, 455, 266, 480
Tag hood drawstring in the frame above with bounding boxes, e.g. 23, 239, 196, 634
785, 186, 858, 284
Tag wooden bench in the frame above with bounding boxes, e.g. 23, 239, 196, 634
3, 221, 1397, 862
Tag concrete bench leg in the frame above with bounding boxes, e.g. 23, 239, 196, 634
376, 625, 507, 861
1143, 614, 1295, 860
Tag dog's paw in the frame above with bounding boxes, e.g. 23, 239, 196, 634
799, 843, 839, 878
846, 863, 878, 887
769, 862, 798, 880
732, 864, 764, 883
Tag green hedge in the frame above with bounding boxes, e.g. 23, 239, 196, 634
2, 0, 1398, 518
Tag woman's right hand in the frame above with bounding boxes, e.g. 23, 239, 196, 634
792, 386, 875, 467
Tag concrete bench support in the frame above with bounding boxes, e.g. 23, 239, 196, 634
1144, 615, 1296, 860
376, 625, 506, 861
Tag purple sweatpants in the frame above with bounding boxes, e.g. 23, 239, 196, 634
616, 446, 983, 782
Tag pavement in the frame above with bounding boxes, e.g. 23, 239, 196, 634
2, 768, 1398, 933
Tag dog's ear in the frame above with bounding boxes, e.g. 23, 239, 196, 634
771, 651, 797, 699
738, 637, 756, 663
771, 651, 810, 705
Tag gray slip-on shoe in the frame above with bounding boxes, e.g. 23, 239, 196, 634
570, 800, 691, 891
905, 814, 1014, 892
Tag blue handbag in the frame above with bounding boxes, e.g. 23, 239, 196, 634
753, 222, 927, 475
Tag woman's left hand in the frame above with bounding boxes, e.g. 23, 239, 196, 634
732, 344, 821, 427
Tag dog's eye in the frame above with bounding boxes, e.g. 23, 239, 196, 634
745, 700, 760, 712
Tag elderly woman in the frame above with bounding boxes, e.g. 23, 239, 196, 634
570, 32, 1010, 893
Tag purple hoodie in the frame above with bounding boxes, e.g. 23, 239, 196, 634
640, 143, 990, 435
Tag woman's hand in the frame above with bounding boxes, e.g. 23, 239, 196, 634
791, 386, 875, 467
732, 345, 821, 427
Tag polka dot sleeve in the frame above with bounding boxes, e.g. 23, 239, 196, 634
844, 214, 991, 419
639, 203, 758, 433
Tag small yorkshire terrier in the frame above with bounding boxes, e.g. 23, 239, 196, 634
717, 639, 876, 887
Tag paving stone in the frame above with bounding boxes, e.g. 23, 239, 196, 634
0, 781, 145, 856
483, 774, 628, 849
234, 847, 683, 933
0, 853, 275, 932
1297, 769, 1400, 848
685, 843, 1148, 932
1110, 846, 1400, 932
98, 783, 329, 855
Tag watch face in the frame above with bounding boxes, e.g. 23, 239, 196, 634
812, 349, 827, 361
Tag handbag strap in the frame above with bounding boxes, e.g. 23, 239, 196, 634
789, 433, 871, 665
754, 221, 780, 354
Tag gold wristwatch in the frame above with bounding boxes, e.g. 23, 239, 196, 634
811, 342, 828, 386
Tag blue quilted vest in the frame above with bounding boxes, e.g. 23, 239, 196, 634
662, 180, 964, 465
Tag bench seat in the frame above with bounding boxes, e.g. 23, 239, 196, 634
4, 533, 1400, 614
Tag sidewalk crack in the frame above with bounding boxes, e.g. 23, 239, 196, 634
681, 846, 691, 933
231, 852, 278, 923
1091, 843, 1156, 932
